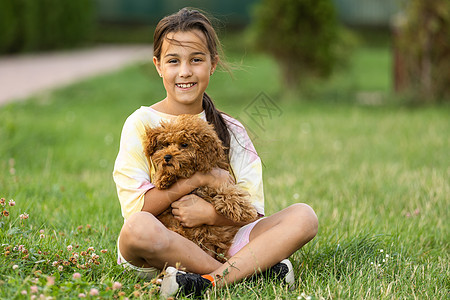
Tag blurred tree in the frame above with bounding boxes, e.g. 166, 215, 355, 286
249, 0, 340, 88
0, 0, 94, 53
393, 0, 450, 102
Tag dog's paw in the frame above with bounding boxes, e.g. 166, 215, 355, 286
233, 204, 258, 222
156, 174, 177, 189
213, 190, 258, 223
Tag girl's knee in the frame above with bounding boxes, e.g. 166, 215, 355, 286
288, 203, 318, 238
121, 211, 170, 253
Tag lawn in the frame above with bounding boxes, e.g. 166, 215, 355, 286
0, 32, 448, 299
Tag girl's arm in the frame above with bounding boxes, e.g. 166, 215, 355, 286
141, 174, 202, 216
142, 168, 234, 216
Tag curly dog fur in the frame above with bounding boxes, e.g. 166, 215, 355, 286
143, 114, 258, 261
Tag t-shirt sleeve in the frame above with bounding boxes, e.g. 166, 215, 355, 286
226, 117, 265, 216
113, 113, 155, 219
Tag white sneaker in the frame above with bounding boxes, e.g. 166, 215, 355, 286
160, 266, 213, 299
263, 258, 295, 290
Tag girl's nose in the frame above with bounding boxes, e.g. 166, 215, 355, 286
179, 62, 192, 77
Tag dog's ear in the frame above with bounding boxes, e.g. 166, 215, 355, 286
176, 115, 228, 171
196, 127, 227, 172
143, 126, 161, 158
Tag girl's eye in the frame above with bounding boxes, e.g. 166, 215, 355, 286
168, 59, 178, 64
192, 58, 203, 63
180, 143, 188, 148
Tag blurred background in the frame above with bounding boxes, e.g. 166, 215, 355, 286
0, 0, 448, 103
1, 3, 448, 299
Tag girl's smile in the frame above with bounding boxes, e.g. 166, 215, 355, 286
153, 30, 217, 115
176, 82, 197, 89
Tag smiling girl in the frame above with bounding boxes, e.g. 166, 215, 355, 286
113, 8, 318, 298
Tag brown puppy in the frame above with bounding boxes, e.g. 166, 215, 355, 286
143, 114, 258, 262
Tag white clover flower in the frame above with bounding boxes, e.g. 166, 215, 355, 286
112, 281, 122, 290
12, 265, 19, 270
19, 213, 29, 220
89, 288, 99, 296
67, 245, 73, 251
380, 249, 384, 253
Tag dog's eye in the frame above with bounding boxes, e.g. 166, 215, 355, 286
156, 141, 169, 149
180, 143, 189, 148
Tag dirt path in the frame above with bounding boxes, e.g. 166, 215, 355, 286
0, 45, 152, 106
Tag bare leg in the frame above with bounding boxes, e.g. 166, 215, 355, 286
119, 211, 222, 274
209, 203, 318, 286
120, 203, 317, 285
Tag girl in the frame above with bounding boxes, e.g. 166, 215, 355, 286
113, 8, 318, 298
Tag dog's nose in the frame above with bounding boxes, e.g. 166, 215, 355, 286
164, 154, 172, 162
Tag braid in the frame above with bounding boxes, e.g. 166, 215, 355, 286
202, 93, 231, 159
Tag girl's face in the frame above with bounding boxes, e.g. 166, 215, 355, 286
153, 30, 217, 114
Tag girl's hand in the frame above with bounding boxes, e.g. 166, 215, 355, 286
198, 167, 235, 189
171, 194, 217, 227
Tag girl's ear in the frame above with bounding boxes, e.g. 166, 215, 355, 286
153, 56, 162, 77
210, 55, 219, 75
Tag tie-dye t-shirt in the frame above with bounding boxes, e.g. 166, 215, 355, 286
113, 106, 265, 220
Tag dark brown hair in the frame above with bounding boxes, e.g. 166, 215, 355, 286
153, 8, 232, 157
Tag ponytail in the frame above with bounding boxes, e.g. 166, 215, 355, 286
202, 93, 231, 159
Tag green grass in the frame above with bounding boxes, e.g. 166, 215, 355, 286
0, 33, 449, 299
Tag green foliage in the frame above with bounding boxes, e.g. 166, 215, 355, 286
0, 0, 94, 53
394, 0, 450, 102
0, 39, 448, 298
249, 0, 341, 87
92, 24, 155, 44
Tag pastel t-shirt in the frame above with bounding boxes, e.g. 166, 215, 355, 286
113, 106, 264, 220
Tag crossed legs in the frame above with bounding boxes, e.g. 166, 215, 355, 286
118, 203, 318, 286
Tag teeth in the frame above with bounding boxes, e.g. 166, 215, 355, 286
177, 83, 195, 88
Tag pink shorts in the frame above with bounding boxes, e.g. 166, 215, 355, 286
227, 218, 264, 257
